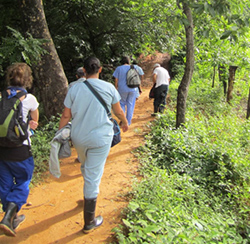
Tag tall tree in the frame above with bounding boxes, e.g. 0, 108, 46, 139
176, 1, 194, 128
20, 0, 68, 118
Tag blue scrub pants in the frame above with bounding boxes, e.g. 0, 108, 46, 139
0, 156, 34, 212
120, 91, 137, 125
77, 142, 112, 199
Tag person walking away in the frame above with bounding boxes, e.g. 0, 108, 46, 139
152, 63, 170, 115
113, 56, 144, 125
68, 67, 86, 89
58, 56, 128, 233
0, 63, 39, 237
68, 67, 86, 162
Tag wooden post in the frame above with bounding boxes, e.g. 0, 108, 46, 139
247, 87, 250, 119
227, 66, 238, 103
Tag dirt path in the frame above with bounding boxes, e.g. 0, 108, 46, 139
0, 53, 169, 244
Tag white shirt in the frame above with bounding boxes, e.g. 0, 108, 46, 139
153, 67, 170, 88
22, 94, 39, 145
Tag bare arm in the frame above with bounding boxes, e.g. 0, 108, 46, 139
140, 74, 144, 83
29, 109, 39, 130
153, 73, 157, 84
114, 78, 118, 89
59, 107, 72, 130
112, 102, 128, 132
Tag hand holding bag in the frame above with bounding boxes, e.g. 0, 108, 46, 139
149, 83, 156, 98
84, 80, 121, 147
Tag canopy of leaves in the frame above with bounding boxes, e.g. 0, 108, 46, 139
1, 0, 250, 81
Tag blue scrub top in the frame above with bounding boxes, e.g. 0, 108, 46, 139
64, 78, 120, 148
113, 64, 144, 93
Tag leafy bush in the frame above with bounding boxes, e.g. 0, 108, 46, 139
114, 171, 250, 243
113, 76, 250, 243
0, 26, 48, 78
31, 115, 60, 183
144, 113, 250, 197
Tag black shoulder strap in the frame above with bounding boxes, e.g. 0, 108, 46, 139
84, 80, 111, 117
1, 90, 27, 100
1, 90, 9, 99
15, 91, 27, 99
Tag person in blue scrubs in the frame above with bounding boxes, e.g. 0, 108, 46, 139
113, 56, 144, 125
59, 56, 128, 233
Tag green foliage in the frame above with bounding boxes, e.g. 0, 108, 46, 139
113, 77, 250, 243
31, 115, 61, 183
115, 172, 250, 243
0, 27, 48, 72
145, 112, 250, 196
42, 0, 177, 79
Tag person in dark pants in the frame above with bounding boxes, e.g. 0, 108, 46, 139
0, 63, 39, 237
151, 63, 171, 115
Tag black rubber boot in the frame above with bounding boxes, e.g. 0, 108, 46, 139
154, 105, 158, 114
0, 202, 18, 237
83, 198, 103, 233
159, 105, 165, 113
13, 214, 25, 230
151, 106, 158, 116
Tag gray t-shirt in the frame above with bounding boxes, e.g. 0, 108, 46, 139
64, 78, 120, 148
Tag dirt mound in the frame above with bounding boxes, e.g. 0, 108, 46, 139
139, 52, 171, 87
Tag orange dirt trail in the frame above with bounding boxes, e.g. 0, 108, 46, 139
0, 53, 170, 244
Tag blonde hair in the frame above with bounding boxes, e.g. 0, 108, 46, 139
6, 63, 33, 89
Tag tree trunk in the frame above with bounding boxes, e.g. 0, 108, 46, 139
247, 87, 250, 119
20, 0, 68, 119
227, 66, 238, 103
212, 66, 215, 88
176, 2, 194, 128
218, 65, 227, 96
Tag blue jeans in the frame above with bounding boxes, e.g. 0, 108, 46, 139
154, 85, 169, 113
0, 156, 34, 212
119, 91, 137, 125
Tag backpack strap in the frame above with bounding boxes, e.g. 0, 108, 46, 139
129, 64, 139, 74
1, 90, 9, 99
14, 91, 27, 100
1, 89, 27, 99
83, 80, 112, 118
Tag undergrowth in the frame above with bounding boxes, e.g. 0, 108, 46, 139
112, 75, 250, 243
30, 115, 60, 184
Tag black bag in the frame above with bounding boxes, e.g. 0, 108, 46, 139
126, 65, 141, 88
149, 83, 156, 98
84, 80, 121, 147
0, 90, 28, 147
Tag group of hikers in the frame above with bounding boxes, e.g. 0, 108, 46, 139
0, 55, 170, 237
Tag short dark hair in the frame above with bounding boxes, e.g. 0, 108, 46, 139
83, 57, 101, 75
121, 56, 130, 65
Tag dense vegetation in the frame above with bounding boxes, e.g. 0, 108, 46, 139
113, 69, 250, 243
0, 0, 250, 241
